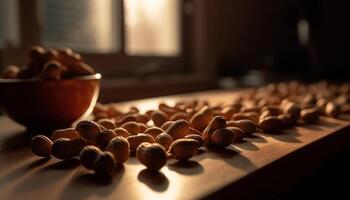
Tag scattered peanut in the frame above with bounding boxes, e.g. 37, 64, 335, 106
151, 110, 168, 127
31, 135, 53, 157
76, 120, 101, 141
226, 119, 256, 136
155, 132, 173, 150
136, 142, 167, 171
51, 138, 86, 159
169, 139, 199, 161
98, 119, 116, 130
202, 116, 226, 146
80, 145, 102, 170
121, 121, 139, 135
165, 119, 190, 140
127, 134, 155, 151
51, 128, 80, 141
93, 152, 116, 176
96, 129, 117, 149
106, 137, 130, 165
211, 128, 235, 148
144, 127, 164, 139
113, 127, 129, 138
259, 116, 284, 132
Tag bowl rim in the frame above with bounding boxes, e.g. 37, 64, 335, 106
0, 73, 102, 83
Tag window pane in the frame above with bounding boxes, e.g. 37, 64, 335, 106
42, 0, 119, 53
125, 0, 180, 56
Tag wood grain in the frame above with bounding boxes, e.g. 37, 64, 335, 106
0, 90, 349, 200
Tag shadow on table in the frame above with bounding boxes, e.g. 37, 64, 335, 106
197, 146, 258, 172
167, 160, 204, 175
262, 127, 302, 143
59, 166, 125, 200
0, 130, 35, 153
138, 169, 169, 192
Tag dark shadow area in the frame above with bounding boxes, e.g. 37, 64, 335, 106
25, 157, 51, 170
206, 146, 240, 157
263, 127, 302, 143
137, 169, 169, 192
316, 117, 341, 127
41, 158, 80, 171
298, 123, 323, 131
245, 134, 268, 143
167, 160, 204, 175
337, 114, 350, 121
200, 146, 257, 172
274, 146, 350, 199
58, 166, 125, 200
0, 130, 34, 153
235, 141, 260, 151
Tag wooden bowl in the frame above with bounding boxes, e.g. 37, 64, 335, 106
0, 74, 101, 131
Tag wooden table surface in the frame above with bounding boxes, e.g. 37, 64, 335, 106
1, 90, 350, 200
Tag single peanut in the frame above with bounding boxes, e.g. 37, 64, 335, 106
226, 119, 256, 136
151, 110, 168, 127
259, 116, 284, 132
79, 145, 102, 170
184, 134, 204, 147
144, 127, 164, 139
190, 106, 214, 131
38, 61, 65, 80
127, 133, 155, 151
113, 127, 129, 138
155, 132, 173, 150
228, 127, 245, 142
136, 142, 167, 171
211, 128, 235, 148
50, 128, 80, 141
121, 121, 139, 135
169, 139, 199, 161
98, 119, 116, 130
51, 138, 86, 159
138, 123, 148, 133
261, 105, 281, 116
160, 121, 174, 131
106, 136, 130, 165
231, 113, 256, 122
96, 129, 117, 149
278, 114, 293, 127
134, 113, 150, 124
165, 119, 190, 140
93, 152, 116, 176
170, 112, 190, 121
283, 102, 301, 121
115, 114, 137, 127
202, 116, 226, 146
76, 120, 101, 141
325, 102, 340, 118
31, 135, 53, 157
300, 108, 320, 123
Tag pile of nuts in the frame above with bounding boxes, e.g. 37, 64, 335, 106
1, 46, 95, 80
30, 80, 350, 176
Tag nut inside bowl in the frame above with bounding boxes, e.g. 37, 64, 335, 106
0, 73, 101, 131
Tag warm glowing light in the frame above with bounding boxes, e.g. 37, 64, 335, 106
125, 0, 180, 56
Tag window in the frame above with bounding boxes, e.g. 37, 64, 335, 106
125, 0, 180, 56
38, 0, 184, 77
42, 0, 118, 53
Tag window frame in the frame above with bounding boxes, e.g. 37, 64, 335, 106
39, 0, 186, 77
2, 0, 216, 102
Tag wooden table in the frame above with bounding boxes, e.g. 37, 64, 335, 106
1, 90, 350, 200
